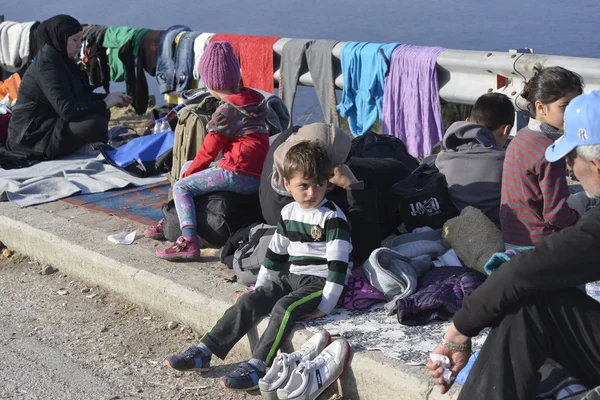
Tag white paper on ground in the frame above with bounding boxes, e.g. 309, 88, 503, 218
429, 354, 453, 384
107, 231, 137, 245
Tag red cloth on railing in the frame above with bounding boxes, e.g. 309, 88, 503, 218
210, 33, 281, 93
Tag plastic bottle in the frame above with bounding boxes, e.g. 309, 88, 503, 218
151, 118, 163, 134
161, 117, 171, 132
158, 117, 169, 133
586, 281, 600, 303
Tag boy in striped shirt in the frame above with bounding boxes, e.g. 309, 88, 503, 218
165, 141, 352, 391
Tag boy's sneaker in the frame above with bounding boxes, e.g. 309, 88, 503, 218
259, 330, 331, 400
277, 339, 351, 400
164, 345, 211, 371
156, 236, 200, 260
143, 219, 165, 239
220, 362, 266, 391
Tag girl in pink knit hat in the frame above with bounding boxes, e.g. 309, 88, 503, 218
145, 41, 270, 260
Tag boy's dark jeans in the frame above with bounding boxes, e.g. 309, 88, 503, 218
201, 273, 325, 365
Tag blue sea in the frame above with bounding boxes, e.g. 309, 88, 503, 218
7, 1, 600, 120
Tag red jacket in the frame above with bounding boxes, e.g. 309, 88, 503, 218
182, 88, 269, 179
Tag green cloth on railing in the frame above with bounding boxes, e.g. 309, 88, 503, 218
132, 28, 151, 58
103, 26, 137, 82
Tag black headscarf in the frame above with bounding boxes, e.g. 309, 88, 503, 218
36, 14, 82, 59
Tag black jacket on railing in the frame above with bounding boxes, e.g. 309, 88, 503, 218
6, 44, 107, 161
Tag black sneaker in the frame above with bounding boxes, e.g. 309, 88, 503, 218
220, 362, 266, 391
164, 345, 211, 371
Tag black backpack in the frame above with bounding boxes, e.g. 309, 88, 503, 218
161, 191, 263, 248
391, 164, 459, 232
232, 223, 279, 285
220, 222, 261, 269
349, 131, 419, 171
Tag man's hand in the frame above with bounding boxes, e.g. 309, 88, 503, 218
427, 323, 472, 394
301, 309, 327, 321
328, 164, 358, 189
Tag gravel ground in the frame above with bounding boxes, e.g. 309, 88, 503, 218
0, 252, 261, 400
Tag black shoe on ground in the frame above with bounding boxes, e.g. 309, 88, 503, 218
164, 345, 211, 371
219, 362, 266, 391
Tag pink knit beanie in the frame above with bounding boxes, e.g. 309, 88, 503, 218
199, 41, 241, 90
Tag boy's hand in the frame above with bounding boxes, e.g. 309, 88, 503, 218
233, 286, 253, 302
301, 309, 327, 321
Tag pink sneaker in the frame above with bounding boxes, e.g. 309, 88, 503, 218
156, 236, 200, 260
144, 219, 165, 239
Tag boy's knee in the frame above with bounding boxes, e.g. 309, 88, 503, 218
271, 300, 292, 319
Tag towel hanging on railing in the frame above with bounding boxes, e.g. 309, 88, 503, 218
279, 39, 340, 127
336, 41, 399, 136
209, 33, 281, 93
381, 45, 446, 158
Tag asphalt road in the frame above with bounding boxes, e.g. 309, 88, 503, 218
0, 253, 256, 400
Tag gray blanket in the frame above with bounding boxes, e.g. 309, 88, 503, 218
0, 148, 166, 207
303, 306, 488, 365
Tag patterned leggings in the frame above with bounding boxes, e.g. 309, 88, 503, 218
173, 161, 260, 230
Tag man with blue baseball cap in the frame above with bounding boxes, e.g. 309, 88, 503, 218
428, 91, 600, 400
547, 91, 600, 214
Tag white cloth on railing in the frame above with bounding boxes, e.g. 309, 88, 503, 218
193, 32, 215, 81
0, 21, 37, 72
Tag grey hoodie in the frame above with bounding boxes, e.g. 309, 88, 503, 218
435, 121, 505, 226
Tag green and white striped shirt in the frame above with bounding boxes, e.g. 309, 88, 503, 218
255, 198, 352, 314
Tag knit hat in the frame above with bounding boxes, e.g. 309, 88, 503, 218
272, 123, 352, 193
198, 41, 241, 90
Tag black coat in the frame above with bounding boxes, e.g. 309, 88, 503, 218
6, 44, 106, 161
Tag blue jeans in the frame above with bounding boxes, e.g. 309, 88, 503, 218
156, 25, 190, 94
175, 31, 201, 93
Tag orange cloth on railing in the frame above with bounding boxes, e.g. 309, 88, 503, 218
0, 73, 21, 103
210, 33, 281, 93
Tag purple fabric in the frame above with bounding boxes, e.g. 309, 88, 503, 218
396, 267, 485, 326
381, 45, 446, 158
339, 267, 386, 310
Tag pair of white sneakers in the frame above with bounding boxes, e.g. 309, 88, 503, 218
259, 330, 351, 400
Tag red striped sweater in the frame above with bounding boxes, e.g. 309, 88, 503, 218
499, 121, 579, 245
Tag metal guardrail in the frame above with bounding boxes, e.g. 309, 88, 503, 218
4, 16, 600, 117
272, 38, 600, 109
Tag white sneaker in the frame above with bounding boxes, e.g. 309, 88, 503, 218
259, 330, 331, 400
276, 339, 350, 400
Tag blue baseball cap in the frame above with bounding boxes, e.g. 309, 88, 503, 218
545, 91, 600, 162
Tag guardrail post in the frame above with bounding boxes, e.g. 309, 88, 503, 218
509, 48, 533, 134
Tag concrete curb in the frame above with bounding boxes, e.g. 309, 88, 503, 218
0, 203, 459, 400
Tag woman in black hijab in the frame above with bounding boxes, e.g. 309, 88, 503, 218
6, 14, 131, 161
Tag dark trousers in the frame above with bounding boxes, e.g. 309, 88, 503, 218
65, 109, 110, 153
201, 274, 325, 365
459, 289, 600, 400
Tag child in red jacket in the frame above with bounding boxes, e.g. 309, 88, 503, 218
145, 41, 269, 260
